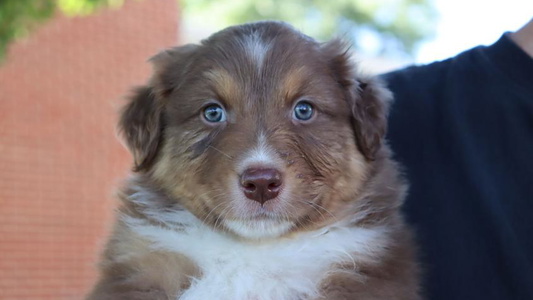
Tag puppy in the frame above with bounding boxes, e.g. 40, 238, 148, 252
87, 21, 420, 300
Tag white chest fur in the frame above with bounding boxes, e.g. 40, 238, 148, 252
124, 212, 388, 300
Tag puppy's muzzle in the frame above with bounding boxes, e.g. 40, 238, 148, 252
240, 168, 282, 204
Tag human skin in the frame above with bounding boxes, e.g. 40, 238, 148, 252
511, 18, 533, 58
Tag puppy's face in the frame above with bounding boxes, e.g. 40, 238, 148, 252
120, 22, 389, 239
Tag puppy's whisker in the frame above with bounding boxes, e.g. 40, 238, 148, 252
214, 204, 232, 232
295, 200, 337, 222
202, 200, 229, 225
282, 203, 298, 223
194, 190, 216, 200
307, 201, 336, 219
208, 145, 233, 160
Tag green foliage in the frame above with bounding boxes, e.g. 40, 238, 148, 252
0, 0, 122, 61
182, 0, 437, 56
0, 0, 54, 60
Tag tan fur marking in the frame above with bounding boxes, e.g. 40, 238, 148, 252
280, 66, 307, 101
204, 69, 242, 104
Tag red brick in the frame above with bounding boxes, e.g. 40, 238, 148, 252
0, 0, 179, 298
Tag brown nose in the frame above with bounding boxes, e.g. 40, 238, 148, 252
240, 168, 282, 204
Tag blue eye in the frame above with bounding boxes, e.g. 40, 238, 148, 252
203, 104, 226, 123
293, 101, 314, 121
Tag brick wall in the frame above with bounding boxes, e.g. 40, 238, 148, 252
0, 1, 179, 299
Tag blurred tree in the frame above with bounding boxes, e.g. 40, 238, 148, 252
1, 0, 436, 60
182, 0, 436, 57
0, 0, 124, 61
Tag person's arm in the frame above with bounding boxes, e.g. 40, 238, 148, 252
510, 18, 533, 58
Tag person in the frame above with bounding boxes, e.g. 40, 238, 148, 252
382, 18, 533, 300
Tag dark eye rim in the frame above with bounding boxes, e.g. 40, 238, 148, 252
292, 100, 315, 122
202, 103, 227, 123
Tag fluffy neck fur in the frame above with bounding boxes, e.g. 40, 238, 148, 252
122, 202, 390, 300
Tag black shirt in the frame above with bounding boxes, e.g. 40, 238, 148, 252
383, 34, 533, 299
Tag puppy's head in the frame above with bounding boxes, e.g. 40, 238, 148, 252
120, 22, 391, 239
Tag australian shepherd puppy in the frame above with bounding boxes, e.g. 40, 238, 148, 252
87, 21, 420, 300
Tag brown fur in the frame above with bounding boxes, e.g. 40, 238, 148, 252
88, 21, 420, 299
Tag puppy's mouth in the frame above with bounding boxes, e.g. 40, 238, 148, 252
222, 169, 294, 239
223, 216, 294, 240
229, 191, 290, 224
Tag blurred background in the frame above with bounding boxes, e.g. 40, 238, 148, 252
0, 0, 531, 299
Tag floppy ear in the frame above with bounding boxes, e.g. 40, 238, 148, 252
149, 44, 199, 97
322, 39, 391, 161
350, 77, 391, 160
119, 44, 199, 172
119, 86, 163, 172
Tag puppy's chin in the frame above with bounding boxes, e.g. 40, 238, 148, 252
221, 191, 294, 239
223, 218, 294, 240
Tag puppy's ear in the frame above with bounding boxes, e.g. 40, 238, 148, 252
119, 44, 199, 172
149, 44, 199, 98
322, 39, 392, 161
119, 86, 163, 172
350, 77, 391, 161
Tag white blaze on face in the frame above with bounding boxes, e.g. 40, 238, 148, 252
227, 133, 292, 239
237, 133, 279, 173
242, 30, 271, 73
